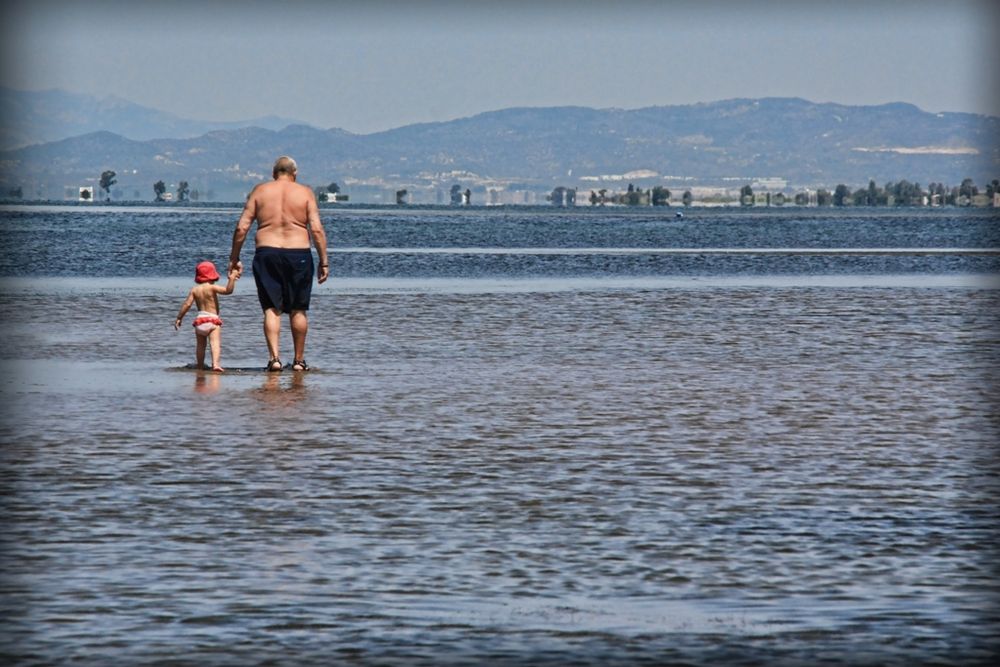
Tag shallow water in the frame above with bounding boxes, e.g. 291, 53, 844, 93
1, 206, 999, 665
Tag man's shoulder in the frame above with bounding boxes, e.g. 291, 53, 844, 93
252, 179, 314, 205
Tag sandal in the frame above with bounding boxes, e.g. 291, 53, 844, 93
266, 358, 283, 372
292, 359, 310, 371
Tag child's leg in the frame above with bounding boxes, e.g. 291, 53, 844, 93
195, 333, 207, 369
208, 327, 223, 371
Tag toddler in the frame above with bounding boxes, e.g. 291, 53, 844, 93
174, 261, 240, 372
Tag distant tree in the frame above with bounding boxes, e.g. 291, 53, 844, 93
986, 179, 999, 199
833, 184, 851, 206
740, 184, 754, 206
651, 186, 671, 206
547, 187, 576, 207
682, 190, 693, 207
395, 189, 409, 205
624, 185, 645, 206
598, 189, 608, 205
464, 188, 471, 205
99, 170, 117, 201
949, 186, 960, 206
867, 180, 878, 206
816, 189, 832, 206
959, 178, 978, 199
314, 187, 328, 202
80, 188, 92, 201
153, 180, 166, 202
450, 184, 463, 205
327, 182, 340, 195
887, 179, 924, 206
177, 181, 190, 202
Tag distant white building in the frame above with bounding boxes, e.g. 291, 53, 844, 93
751, 177, 788, 191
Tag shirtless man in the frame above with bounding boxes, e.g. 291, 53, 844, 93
228, 156, 329, 372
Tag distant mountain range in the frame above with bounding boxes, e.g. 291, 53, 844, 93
1, 88, 997, 201
0, 86, 308, 149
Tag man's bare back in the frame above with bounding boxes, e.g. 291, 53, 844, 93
238, 179, 318, 250
228, 165, 328, 280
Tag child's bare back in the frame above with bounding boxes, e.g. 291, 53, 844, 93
189, 282, 223, 314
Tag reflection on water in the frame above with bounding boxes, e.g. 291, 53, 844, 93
193, 372, 221, 394
254, 372, 308, 404
1, 279, 998, 665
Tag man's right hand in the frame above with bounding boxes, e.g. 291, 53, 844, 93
318, 264, 329, 284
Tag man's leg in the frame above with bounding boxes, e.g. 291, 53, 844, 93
264, 308, 282, 363
291, 310, 308, 366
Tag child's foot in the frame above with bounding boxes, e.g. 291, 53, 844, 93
266, 358, 283, 372
211, 366, 224, 373
292, 359, 310, 371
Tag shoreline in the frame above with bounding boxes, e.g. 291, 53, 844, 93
2, 273, 999, 295
2, 199, 999, 213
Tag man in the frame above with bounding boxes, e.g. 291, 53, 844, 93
228, 156, 329, 372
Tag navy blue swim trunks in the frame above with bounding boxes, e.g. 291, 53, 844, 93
252, 247, 315, 313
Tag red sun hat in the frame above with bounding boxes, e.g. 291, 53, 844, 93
195, 261, 221, 283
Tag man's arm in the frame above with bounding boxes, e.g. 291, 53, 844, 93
307, 191, 329, 284
229, 188, 257, 272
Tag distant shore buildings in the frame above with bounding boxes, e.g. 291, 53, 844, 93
12, 172, 999, 208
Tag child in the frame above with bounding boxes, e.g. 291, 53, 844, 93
174, 260, 240, 372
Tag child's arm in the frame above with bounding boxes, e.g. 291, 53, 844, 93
174, 289, 196, 330
213, 269, 240, 295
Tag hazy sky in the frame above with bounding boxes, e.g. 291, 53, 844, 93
2, 0, 998, 134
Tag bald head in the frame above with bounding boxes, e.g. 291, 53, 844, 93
272, 156, 298, 180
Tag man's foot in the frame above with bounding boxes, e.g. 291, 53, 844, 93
211, 366, 224, 373
292, 359, 310, 371
266, 358, 283, 372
